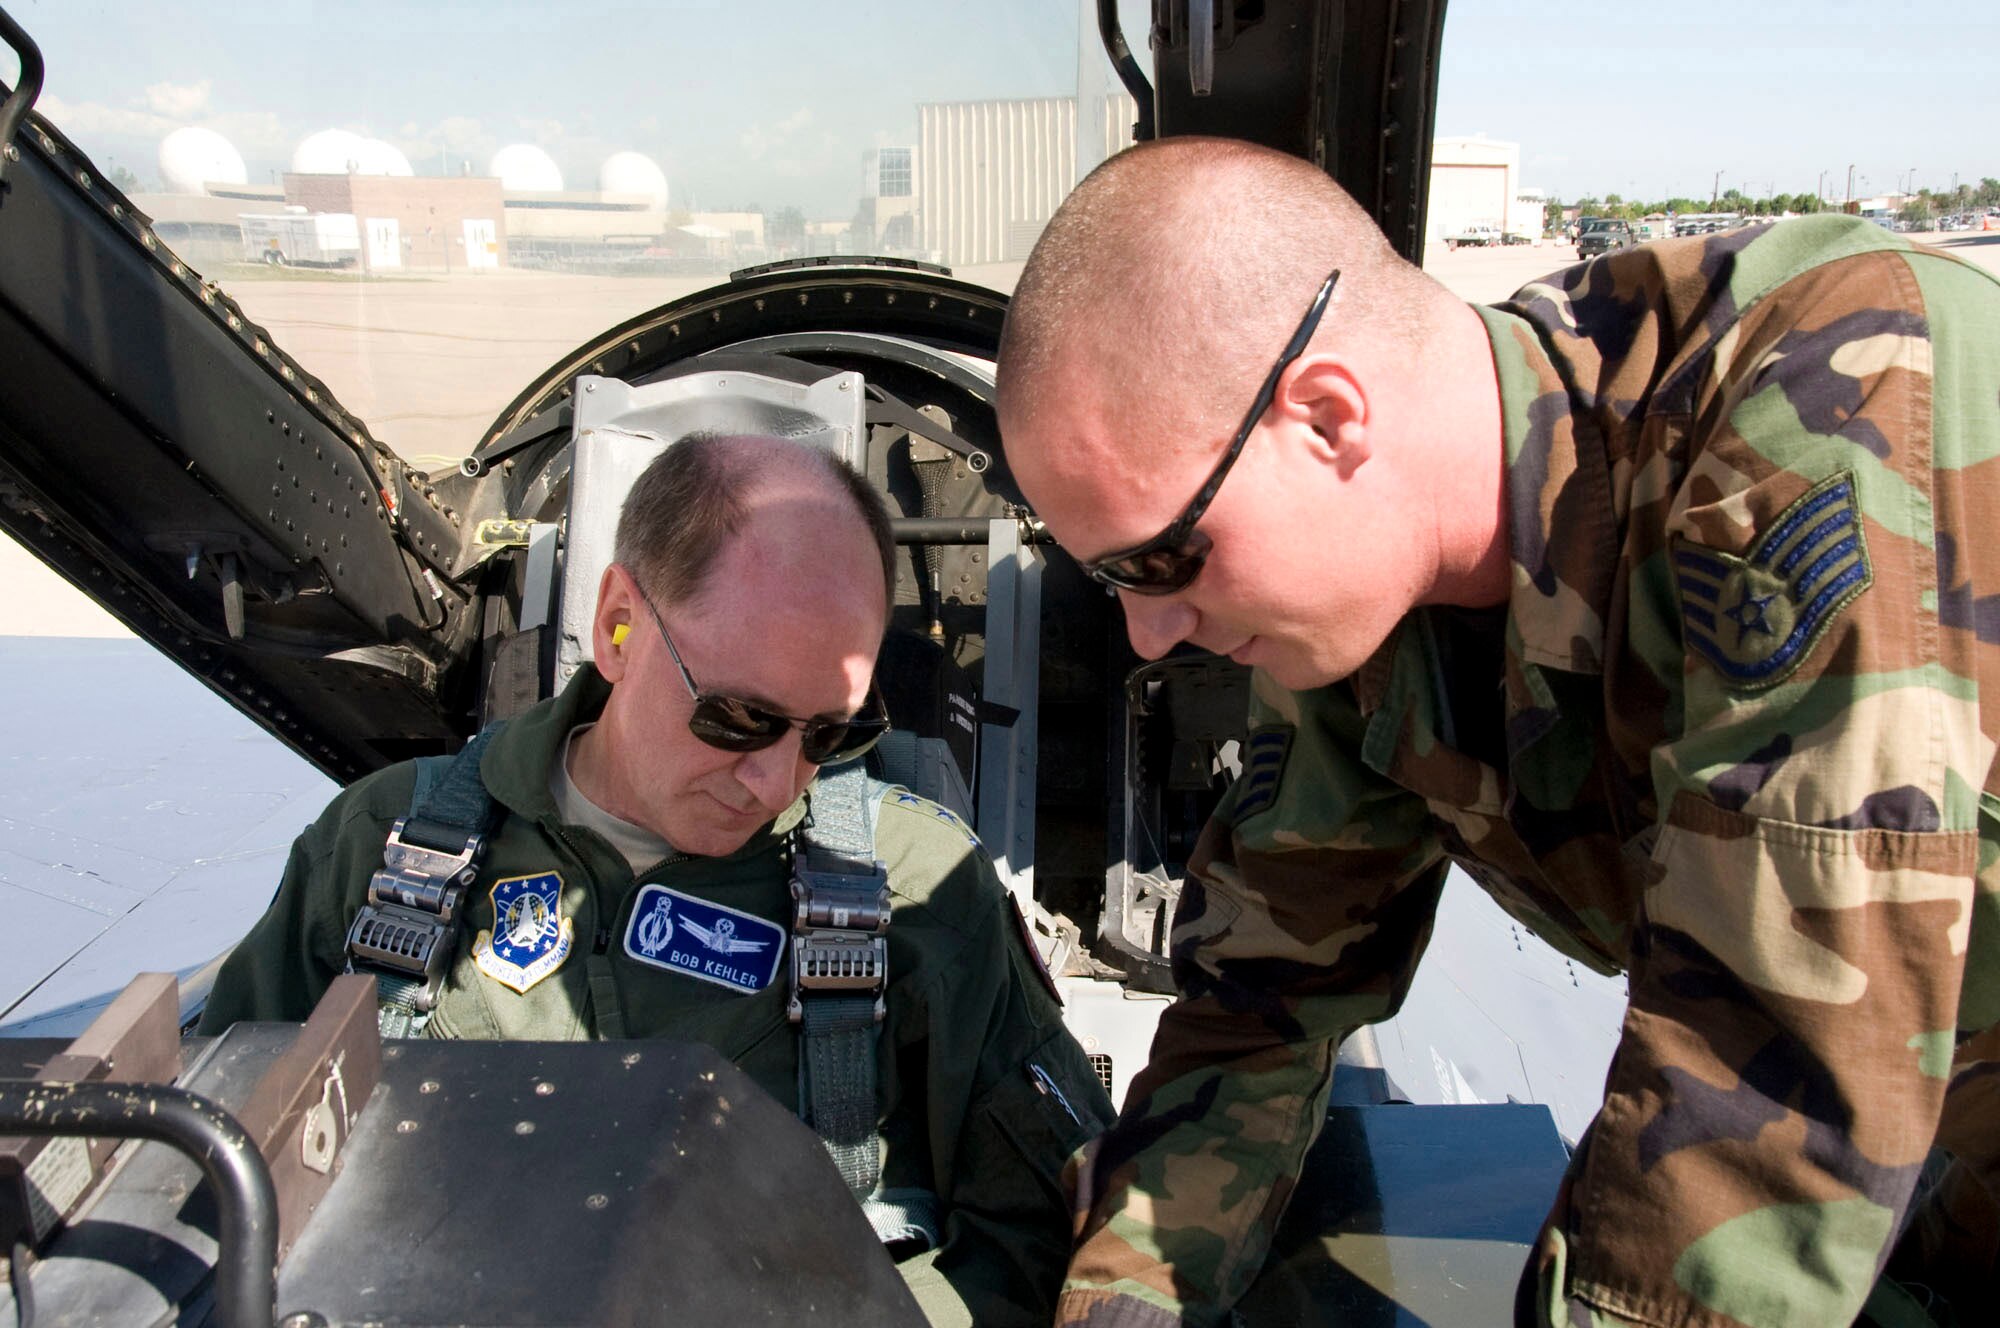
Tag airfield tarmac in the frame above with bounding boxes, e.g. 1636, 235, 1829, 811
8, 231, 2000, 637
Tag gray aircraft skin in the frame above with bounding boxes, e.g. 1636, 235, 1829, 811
0, 2, 1628, 1321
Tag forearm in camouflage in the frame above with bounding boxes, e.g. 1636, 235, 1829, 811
1060, 801, 1448, 1323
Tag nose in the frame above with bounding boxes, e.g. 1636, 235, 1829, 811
1118, 591, 1199, 659
733, 732, 814, 813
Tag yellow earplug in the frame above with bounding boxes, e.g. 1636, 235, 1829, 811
611, 623, 631, 646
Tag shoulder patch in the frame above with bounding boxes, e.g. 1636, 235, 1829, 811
1006, 896, 1064, 1005
1231, 725, 1294, 823
622, 883, 787, 995
1672, 470, 1872, 690
474, 872, 573, 994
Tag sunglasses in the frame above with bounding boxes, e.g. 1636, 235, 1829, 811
631, 584, 891, 766
1077, 268, 1341, 595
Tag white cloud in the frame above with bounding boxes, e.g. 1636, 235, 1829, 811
392, 115, 495, 171
38, 92, 287, 170
206, 110, 289, 161
39, 93, 174, 141
144, 79, 212, 120
738, 107, 837, 178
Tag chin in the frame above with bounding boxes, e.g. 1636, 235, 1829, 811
1258, 645, 1364, 693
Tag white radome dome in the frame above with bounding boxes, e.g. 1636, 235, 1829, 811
490, 143, 563, 192
159, 126, 247, 194
292, 128, 370, 175
354, 138, 414, 176
599, 151, 668, 208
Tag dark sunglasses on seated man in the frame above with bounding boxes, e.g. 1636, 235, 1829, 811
629, 577, 891, 766
1077, 268, 1340, 596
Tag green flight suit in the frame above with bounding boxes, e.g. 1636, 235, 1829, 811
201, 666, 1113, 1326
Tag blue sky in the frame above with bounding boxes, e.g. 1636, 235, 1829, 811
7, 0, 1994, 214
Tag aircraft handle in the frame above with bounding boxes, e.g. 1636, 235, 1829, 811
0, 1080, 278, 1328
0, 3, 45, 194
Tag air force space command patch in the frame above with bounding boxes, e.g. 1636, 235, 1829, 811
1672, 470, 1873, 690
474, 873, 574, 993
622, 884, 787, 995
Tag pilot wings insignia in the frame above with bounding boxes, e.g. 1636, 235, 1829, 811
680, 915, 772, 956
1672, 470, 1873, 690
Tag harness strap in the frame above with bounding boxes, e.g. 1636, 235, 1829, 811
347, 725, 505, 1037
791, 759, 892, 1201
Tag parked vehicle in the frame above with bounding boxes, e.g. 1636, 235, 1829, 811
1576, 216, 1636, 258
1445, 222, 1503, 249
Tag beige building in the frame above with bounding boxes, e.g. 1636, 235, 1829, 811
1428, 135, 1524, 242
917, 95, 1137, 267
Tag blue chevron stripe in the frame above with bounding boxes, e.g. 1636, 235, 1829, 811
1761, 476, 1853, 557
1796, 535, 1862, 597
1682, 603, 1716, 632
1674, 549, 1731, 582
1775, 507, 1855, 577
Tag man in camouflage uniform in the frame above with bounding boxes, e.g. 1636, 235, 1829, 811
201, 435, 1113, 1326
996, 137, 1997, 1327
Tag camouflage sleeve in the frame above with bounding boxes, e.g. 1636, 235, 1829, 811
1057, 671, 1447, 1326
1521, 247, 1997, 1327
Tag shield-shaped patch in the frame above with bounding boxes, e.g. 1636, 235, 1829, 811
474, 872, 574, 994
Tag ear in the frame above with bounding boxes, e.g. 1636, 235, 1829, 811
1275, 352, 1369, 477
593, 562, 636, 684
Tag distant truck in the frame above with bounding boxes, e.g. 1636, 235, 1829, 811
1445, 222, 1504, 250
238, 212, 362, 268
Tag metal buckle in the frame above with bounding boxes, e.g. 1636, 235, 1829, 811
791, 868, 890, 935
788, 863, 890, 1024
369, 818, 480, 917
345, 818, 481, 1011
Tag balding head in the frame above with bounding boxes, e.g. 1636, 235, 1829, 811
613, 433, 895, 616
997, 137, 1449, 446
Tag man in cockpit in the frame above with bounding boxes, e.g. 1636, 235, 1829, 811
200, 433, 1112, 1326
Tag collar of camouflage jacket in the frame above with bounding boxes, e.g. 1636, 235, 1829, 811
1342, 303, 1626, 794
1472, 301, 1623, 677
474, 664, 809, 859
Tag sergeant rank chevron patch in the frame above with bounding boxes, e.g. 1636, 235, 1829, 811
1672, 470, 1873, 690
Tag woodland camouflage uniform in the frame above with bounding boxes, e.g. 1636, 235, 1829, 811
1058, 216, 2000, 1328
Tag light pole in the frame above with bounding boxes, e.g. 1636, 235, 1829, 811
1847, 164, 1855, 207
1712, 169, 1723, 207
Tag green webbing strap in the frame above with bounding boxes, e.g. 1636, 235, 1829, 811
795, 759, 887, 1198
801, 756, 876, 869
359, 724, 505, 1039
801, 991, 881, 1193
403, 725, 504, 852
860, 1187, 941, 1251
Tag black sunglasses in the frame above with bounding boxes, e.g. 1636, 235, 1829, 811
1077, 268, 1340, 595
631, 585, 890, 766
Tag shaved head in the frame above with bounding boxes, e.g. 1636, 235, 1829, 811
994, 136, 1509, 691
997, 136, 1450, 446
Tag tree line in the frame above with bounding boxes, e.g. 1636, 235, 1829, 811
1549, 178, 2000, 228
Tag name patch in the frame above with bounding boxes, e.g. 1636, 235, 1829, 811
622, 884, 786, 995
474, 872, 574, 994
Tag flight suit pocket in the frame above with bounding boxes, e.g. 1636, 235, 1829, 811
986, 1032, 1110, 1207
